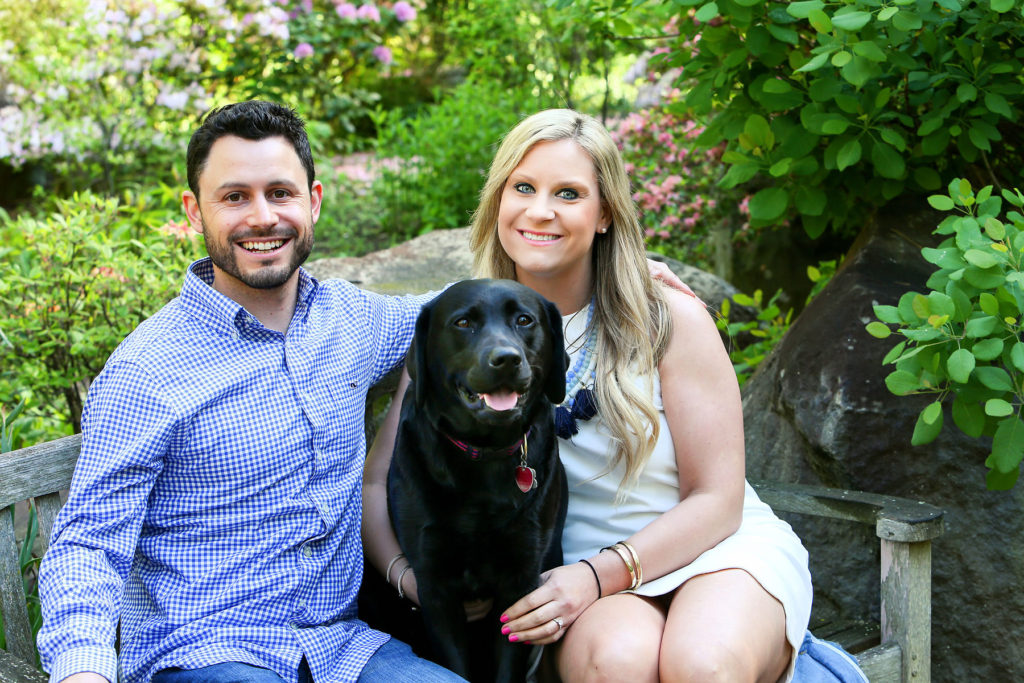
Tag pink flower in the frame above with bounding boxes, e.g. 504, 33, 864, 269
335, 2, 357, 18
159, 220, 194, 241
372, 45, 392, 64
357, 3, 381, 21
294, 42, 314, 59
393, 1, 416, 21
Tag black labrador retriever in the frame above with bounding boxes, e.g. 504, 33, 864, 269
388, 278, 568, 682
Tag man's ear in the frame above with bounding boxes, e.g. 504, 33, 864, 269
182, 191, 203, 235
310, 180, 324, 224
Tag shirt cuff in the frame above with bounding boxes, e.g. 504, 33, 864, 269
47, 646, 117, 683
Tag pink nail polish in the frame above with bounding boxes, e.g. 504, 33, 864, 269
500, 614, 510, 623
524, 641, 532, 645
501, 626, 510, 635
509, 634, 518, 642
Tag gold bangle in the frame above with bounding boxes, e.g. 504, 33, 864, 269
386, 552, 406, 587
602, 542, 640, 591
618, 541, 643, 590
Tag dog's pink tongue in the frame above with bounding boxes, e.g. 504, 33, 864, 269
481, 391, 519, 411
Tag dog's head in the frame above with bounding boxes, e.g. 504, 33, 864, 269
407, 279, 567, 441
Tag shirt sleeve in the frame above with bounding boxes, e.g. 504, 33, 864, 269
362, 289, 440, 385
37, 360, 178, 682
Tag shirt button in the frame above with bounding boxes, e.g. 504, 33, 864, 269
302, 546, 313, 558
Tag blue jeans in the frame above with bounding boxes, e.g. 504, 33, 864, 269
150, 638, 465, 683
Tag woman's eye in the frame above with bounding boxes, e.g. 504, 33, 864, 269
516, 314, 533, 326
513, 182, 535, 194
556, 188, 579, 200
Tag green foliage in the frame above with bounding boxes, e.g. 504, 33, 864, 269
869, 178, 1024, 489
716, 259, 837, 383
364, 79, 559, 241
658, 0, 1024, 239
0, 190, 202, 435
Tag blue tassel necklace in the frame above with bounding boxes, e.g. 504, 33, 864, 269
555, 299, 599, 439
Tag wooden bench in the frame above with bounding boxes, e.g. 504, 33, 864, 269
1, 393, 944, 683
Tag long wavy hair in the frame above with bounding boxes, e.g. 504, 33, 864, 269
469, 109, 671, 494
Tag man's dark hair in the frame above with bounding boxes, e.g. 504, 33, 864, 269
186, 100, 316, 198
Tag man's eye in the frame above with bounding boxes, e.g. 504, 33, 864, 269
225, 192, 243, 202
556, 188, 579, 200
516, 315, 533, 326
272, 189, 290, 199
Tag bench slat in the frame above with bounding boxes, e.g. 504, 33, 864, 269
0, 508, 34, 665
0, 435, 80, 510
32, 494, 63, 557
856, 641, 902, 682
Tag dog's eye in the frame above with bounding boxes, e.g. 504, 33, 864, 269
516, 314, 533, 327
454, 318, 470, 328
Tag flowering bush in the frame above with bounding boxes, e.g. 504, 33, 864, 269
0, 190, 203, 434
0, 0, 420, 192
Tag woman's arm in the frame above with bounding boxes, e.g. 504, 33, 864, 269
362, 370, 420, 605
500, 288, 746, 643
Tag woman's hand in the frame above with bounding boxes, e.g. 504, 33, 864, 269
498, 562, 601, 646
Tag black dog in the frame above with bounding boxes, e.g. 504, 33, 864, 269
388, 278, 568, 682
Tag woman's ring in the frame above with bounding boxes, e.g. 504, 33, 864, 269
552, 616, 564, 630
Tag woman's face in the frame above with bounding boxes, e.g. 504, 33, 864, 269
497, 139, 611, 294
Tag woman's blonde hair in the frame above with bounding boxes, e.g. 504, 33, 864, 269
469, 109, 671, 494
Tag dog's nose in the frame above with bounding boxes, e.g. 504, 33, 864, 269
488, 347, 522, 369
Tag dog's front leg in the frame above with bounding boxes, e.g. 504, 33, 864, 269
417, 583, 474, 679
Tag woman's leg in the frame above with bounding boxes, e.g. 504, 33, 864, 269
661, 569, 792, 683
554, 593, 667, 683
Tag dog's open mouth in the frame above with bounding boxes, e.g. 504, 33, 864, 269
459, 385, 522, 412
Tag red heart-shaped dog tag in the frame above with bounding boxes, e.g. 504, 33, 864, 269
515, 465, 537, 493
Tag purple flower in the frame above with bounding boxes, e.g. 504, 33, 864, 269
372, 45, 393, 64
356, 3, 381, 22
294, 42, 314, 59
393, 1, 416, 22
335, 2, 357, 18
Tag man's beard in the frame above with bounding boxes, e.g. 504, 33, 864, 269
202, 220, 314, 290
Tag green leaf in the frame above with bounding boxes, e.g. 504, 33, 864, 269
922, 400, 943, 424
873, 304, 901, 324
953, 397, 985, 437
831, 50, 852, 67
985, 398, 1014, 417
914, 167, 942, 190
991, 0, 1015, 12
984, 92, 1013, 118
979, 292, 999, 316
878, 5, 899, 20
808, 9, 832, 32
947, 348, 976, 383
796, 51, 832, 73
991, 416, 1024, 472
748, 187, 790, 222
975, 366, 1015, 392
965, 315, 1000, 338
956, 82, 978, 102
836, 139, 862, 171
1011, 342, 1024, 372
871, 141, 906, 179
911, 404, 943, 445
786, 0, 825, 18
695, 2, 720, 23
928, 195, 955, 211
795, 186, 827, 216
886, 369, 921, 395
852, 40, 887, 62
743, 114, 775, 149
972, 337, 1004, 361
883, 340, 907, 364
831, 10, 872, 31
984, 217, 1006, 241
963, 249, 999, 268
866, 322, 892, 338
985, 466, 1019, 490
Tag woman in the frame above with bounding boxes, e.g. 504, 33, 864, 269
364, 109, 812, 682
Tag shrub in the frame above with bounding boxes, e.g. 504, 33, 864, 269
0, 190, 202, 435
868, 179, 1024, 490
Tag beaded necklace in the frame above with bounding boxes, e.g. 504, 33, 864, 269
555, 300, 599, 439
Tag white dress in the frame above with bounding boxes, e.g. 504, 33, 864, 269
558, 307, 813, 671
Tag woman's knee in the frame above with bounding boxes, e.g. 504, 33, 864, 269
659, 639, 755, 683
556, 596, 664, 683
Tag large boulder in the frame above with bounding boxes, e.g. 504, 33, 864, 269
741, 204, 1024, 681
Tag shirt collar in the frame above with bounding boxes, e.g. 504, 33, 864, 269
180, 258, 320, 335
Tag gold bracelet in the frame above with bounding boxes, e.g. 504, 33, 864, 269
386, 552, 406, 587
602, 542, 641, 591
617, 541, 643, 590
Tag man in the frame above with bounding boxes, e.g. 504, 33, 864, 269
36, 100, 464, 683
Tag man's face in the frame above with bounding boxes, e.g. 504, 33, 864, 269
182, 135, 323, 293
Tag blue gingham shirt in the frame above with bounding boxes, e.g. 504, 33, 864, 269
38, 258, 428, 683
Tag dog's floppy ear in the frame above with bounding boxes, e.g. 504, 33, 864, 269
407, 302, 432, 406
543, 298, 568, 405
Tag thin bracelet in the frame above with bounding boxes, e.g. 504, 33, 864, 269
396, 564, 414, 600
386, 552, 406, 587
602, 543, 640, 591
578, 559, 602, 599
617, 541, 643, 590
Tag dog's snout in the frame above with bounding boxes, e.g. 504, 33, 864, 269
488, 346, 523, 369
